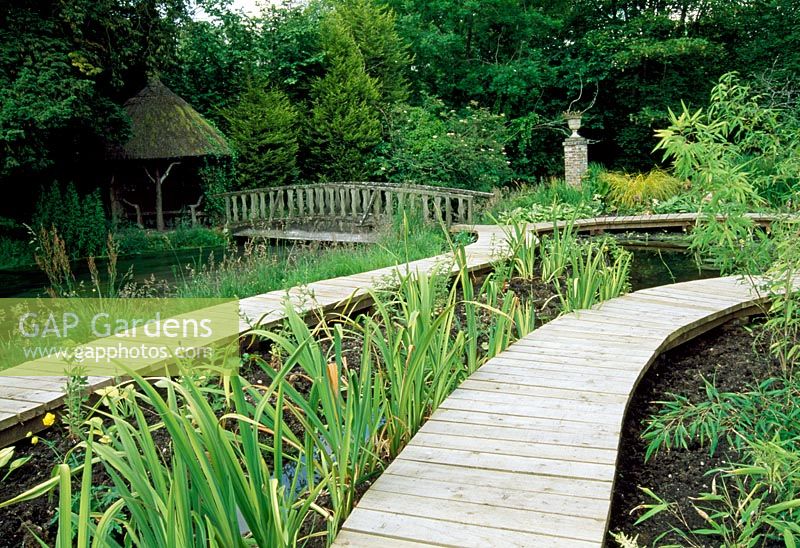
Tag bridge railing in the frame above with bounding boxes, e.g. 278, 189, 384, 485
217, 182, 493, 227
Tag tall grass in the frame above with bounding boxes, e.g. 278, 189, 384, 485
12, 235, 539, 546
250, 311, 383, 535
500, 219, 631, 313
50, 367, 328, 547
602, 169, 683, 211
175, 217, 447, 299
539, 220, 578, 283
557, 238, 632, 312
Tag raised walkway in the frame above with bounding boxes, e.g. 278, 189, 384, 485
0, 214, 773, 446
332, 275, 770, 547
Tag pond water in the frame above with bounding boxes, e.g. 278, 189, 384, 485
0, 240, 716, 298
0, 247, 228, 298
627, 245, 718, 291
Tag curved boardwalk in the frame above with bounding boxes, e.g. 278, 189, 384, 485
0, 213, 773, 445
332, 275, 770, 547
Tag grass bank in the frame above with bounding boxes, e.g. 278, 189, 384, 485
172, 216, 449, 299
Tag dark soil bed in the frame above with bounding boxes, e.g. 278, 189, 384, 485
609, 318, 782, 546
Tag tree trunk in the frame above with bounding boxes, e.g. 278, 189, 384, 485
155, 167, 164, 231
145, 162, 179, 232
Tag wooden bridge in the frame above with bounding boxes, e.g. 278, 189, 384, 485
218, 182, 493, 241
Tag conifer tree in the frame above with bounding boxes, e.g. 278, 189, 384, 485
309, 15, 382, 180
224, 86, 300, 188
333, 0, 411, 104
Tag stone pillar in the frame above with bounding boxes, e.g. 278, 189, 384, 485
563, 114, 588, 187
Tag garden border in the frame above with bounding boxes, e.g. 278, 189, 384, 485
0, 214, 775, 449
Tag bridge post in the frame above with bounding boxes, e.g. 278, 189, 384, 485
361, 188, 369, 217
250, 192, 258, 220
269, 191, 276, 221
289, 188, 297, 218
372, 189, 382, 217
352, 188, 359, 216
422, 194, 430, 221
232, 196, 240, 223
385, 191, 393, 217
225, 195, 232, 225
297, 188, 304, 217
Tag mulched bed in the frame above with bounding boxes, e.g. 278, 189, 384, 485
609, 318, 782, 546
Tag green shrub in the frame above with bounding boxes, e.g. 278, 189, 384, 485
651, 193, 701, 214
656, 72, 800, 210
375, 97, 512, 191
483, 179, 602, 222
582, 162, 611, 198
199, 157, 235, 223
332, 0, 410, 105
33, 182, 107, 258
601, 169, 683, 211
0, 236, 32, 269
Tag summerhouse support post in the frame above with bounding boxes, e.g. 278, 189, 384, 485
145, 161, 179, 231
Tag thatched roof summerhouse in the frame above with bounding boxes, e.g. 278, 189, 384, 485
110, 77, 231, 230
114, 77, 231, 160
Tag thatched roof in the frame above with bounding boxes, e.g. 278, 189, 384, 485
111, 77, 231, 160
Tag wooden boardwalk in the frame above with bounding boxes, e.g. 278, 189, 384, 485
332, 275, 770, 547
0, 213, 774, 447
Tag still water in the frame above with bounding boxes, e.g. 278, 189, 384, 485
627, 246, 717, 291
0, 243, 716, 298
0, 247, 228, 298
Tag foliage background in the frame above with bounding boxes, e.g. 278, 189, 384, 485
1, 0, 799, 220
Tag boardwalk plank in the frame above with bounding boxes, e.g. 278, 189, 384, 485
457, 378, 629, 404
422, 417, 619, 450
411, 430, 617, 464
354, 491, 606, 541
371, 473, 609, 520
397, 444, 617, 483
340, 509, 595, 547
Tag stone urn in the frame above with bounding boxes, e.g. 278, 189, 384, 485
564, 112, 582, 137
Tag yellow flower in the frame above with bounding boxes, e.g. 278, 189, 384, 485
30, 436, 39, 445
99, 435, 111, 444
25, 431, 33, 438
42, 412, 56, 427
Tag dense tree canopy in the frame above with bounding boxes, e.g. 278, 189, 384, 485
1, 0, 798, 219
